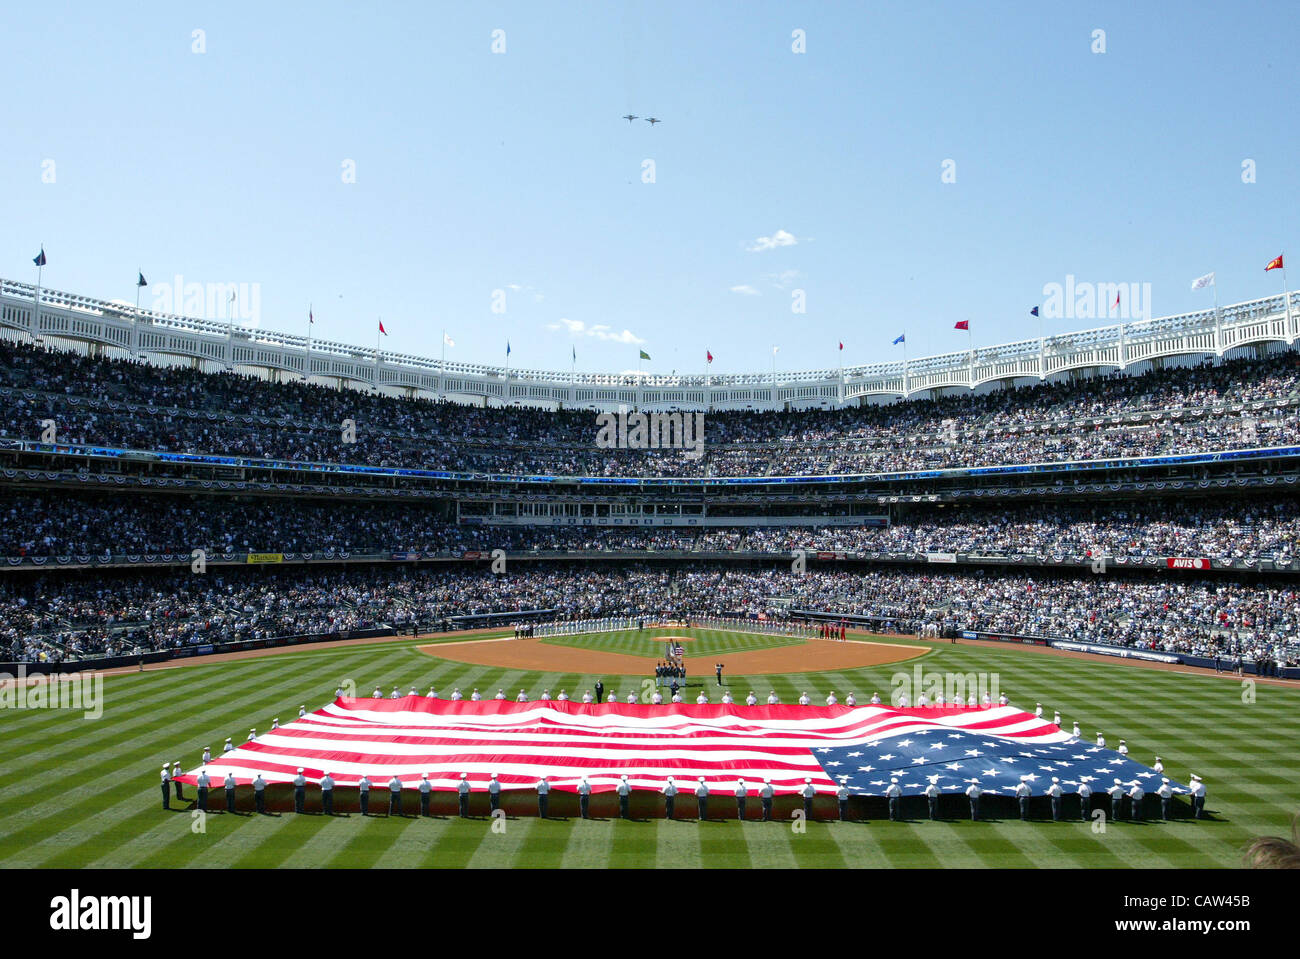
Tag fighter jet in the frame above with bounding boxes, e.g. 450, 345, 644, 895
644, 116, 661, 125
622, 114, 638, 123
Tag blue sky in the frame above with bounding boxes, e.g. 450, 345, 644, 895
4, 1, 1296, 376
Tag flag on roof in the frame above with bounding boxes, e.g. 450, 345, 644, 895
892, 334, 905, 345
706, 350, 713, 364
1265, 254, 1284, 272
137, 272, 148, 287
173, 699, 1180, 797
1029, 306, 1039, 317
1191, 272, 1215, 290
33, 248, 47, 267
378, 320, 387, 335
954, 320, 969, 331
639, 349, 651, 360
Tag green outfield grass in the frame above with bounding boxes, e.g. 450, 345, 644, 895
1, 628, 1296, 869
542, 626, 806, 657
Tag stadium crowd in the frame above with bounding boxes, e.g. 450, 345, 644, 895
3, 563, 1296, 670
1, 491, 1295, 563
2, 341, 1298, 477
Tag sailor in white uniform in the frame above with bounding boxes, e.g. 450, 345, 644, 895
1157, 778, 1174, 820
1046, 777, 1063, 821
1189, 774, 1206, 819
886, 778, 902, 821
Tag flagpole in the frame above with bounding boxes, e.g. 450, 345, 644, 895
440, 328, 446, 400
306, 304, 313, 382
837, 342, 843, 406
33, 252, 43, 343
1284, 257, 1293, 343
1213, 280, 1222, 355
375, 318, 381, 390
227, 291, 236, 369
967, 324, 974, 391
133, 271, 143, 358
901, 331, 909, 396
1038, 309, 1045, 379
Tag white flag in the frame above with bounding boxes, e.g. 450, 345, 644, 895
443, 333, 455, 347
772, 345, 779, 355
1191, 272, 1215, 290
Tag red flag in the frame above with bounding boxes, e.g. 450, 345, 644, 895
953, 320, 969, 331
838, 341, 843, 350
1112, 291, 1120, 310
706, 350, 713, 364
1265, 254, 1284, 272
378, 320, 387, 335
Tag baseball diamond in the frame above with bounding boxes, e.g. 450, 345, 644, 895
5, 8, 1300, 901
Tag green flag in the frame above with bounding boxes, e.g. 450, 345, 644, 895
639, 350, 651, 361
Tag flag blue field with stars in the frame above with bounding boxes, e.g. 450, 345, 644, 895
811, 709, 1184, 797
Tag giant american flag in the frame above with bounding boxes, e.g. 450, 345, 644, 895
176, 697, 1181, 796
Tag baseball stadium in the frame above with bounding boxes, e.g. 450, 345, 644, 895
2, 275, 1299, 871
2, 5, 1298, 909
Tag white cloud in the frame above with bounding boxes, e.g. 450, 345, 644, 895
545, 318, 645, 345
746, 229, 798, 252
729, 284, 761, 296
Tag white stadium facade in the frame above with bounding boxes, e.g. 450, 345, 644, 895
1, 277, 1296, 411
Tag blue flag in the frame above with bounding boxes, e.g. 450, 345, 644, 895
506, 341, 511, 357
892, 334, 905, 345
33, 248, 47, 267
137, 272, 148, 287
1030, 306, 1039, 317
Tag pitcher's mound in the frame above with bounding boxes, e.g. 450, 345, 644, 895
418, 635, 926, 676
